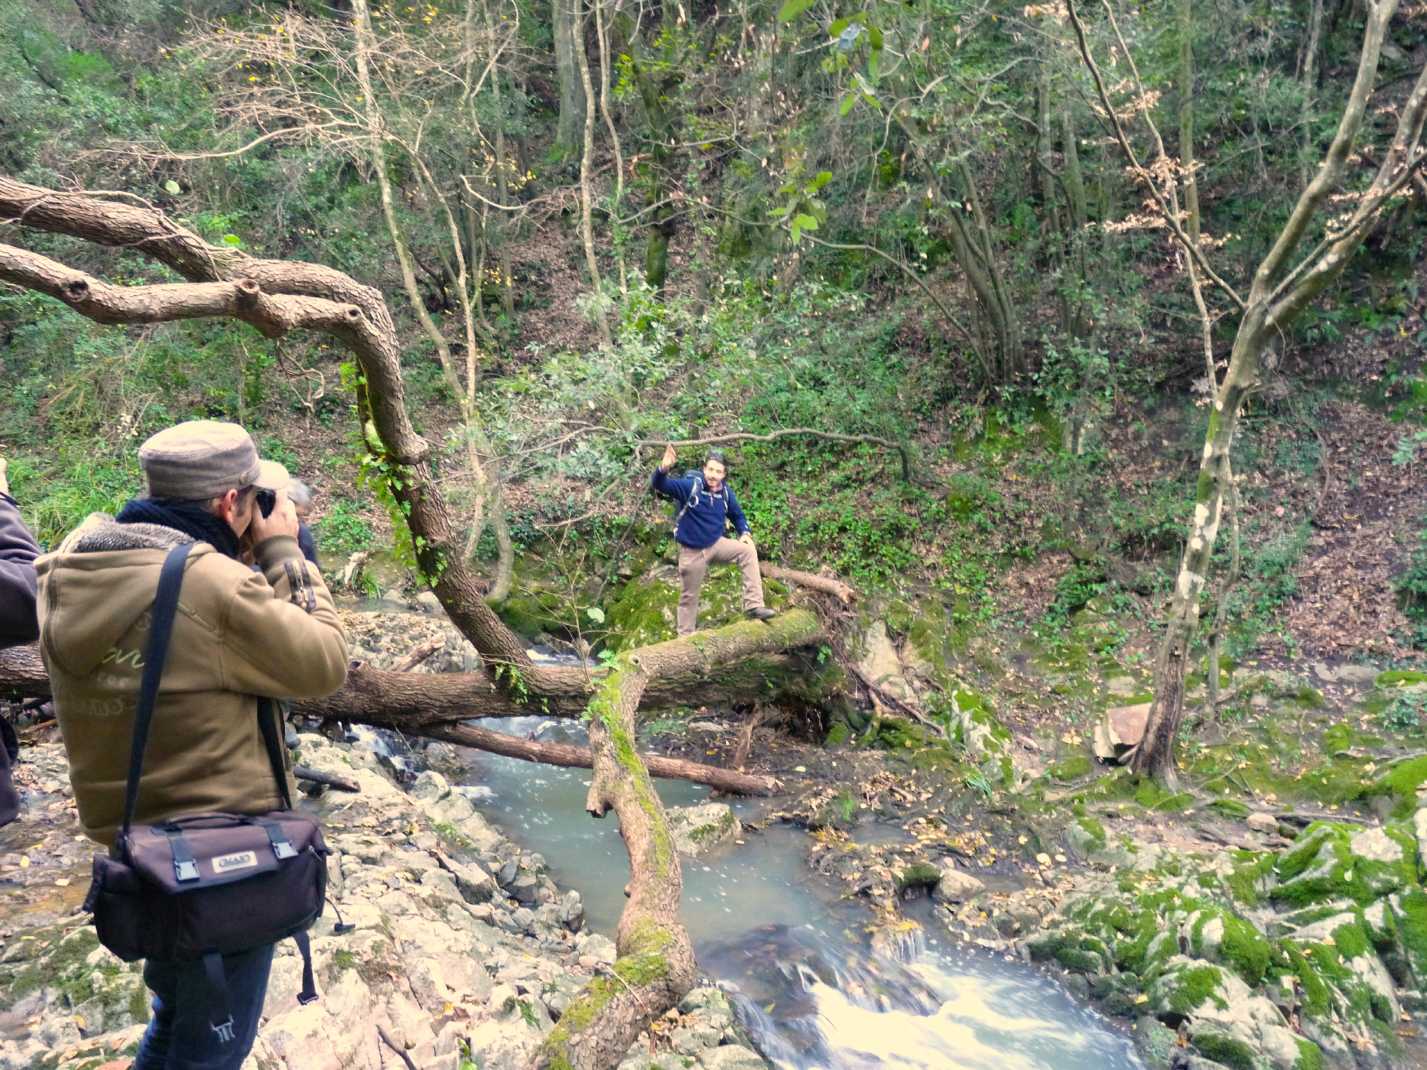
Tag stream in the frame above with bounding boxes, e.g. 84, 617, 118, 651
450, 708, 1145, 1070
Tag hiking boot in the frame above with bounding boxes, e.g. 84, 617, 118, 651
745, 607, 776, 622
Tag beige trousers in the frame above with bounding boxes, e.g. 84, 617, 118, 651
677, 537, 765, 636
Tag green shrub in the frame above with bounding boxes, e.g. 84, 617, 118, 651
313, 498, 375, 564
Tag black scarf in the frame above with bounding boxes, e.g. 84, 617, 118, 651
115, 498, 242, 559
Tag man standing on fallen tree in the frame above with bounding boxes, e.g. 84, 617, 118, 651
652, 444, 775, 636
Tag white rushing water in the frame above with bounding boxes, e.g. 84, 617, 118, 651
439, 710, 1143, 1070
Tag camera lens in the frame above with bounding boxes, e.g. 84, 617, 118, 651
256, 488, 276, 518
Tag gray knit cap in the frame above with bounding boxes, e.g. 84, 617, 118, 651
138, 420, 290, 500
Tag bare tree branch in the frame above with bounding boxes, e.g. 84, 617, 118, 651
1251, 0, 1403, 299
646, 429, 912, 482
1063, 0, 1247, 310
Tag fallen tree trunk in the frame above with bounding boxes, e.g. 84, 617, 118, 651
762, 564, 857, 606
2, 611, 820, 800
424, 723, 781, 795
293, 764, 361, 793
533, 610, 820, 1070
0, 644, 811, 724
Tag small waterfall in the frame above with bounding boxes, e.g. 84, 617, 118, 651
869, 921, 927, 964
344, 723, 416, 784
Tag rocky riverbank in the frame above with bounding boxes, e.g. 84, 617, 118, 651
0, 728, 768, 1070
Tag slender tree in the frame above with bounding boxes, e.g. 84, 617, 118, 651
1066, 0, 1427, 783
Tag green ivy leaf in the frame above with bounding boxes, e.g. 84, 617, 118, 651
794, 213, 819, 232
585, 606, 606, 624
163, 179, 181, 195
221, 233, 242, 247
839, 93, 857, 117
778, 0, 815, 22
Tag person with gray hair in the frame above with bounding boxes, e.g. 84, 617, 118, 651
286, 478, 321, 568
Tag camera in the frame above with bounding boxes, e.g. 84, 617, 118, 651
255, 488, 277, 518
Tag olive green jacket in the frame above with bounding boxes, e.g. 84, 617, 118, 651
36, 515, 348, 845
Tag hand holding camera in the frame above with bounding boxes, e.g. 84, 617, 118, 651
249, 488, 299, 544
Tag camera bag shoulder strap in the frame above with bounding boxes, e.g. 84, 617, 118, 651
120, 541, 193, 839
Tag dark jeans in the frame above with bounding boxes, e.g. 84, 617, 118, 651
133, 944, 275, 1070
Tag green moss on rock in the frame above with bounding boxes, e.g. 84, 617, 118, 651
1050, 753, 1094, 782
1271, 822, 1416, 907
1158, 962, 1231, 1016
1293, 1037, 1325, 1070
1377, 670, 1427, 688
1220, 914, 1272, 987
1361, 756, 1427, 819
1191, 1028, 1258, 1070
896, 863, 943, 891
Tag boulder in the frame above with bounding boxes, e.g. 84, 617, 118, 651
1246, 812, 1278, 835
698, 1045, 770, 1070
1093, 703, 1151, 760
931, 861, 985, 903
858, 620, 916, 702
413, 591, 445, 616
667, 803, 741, 857
1312, 662, 1379, 687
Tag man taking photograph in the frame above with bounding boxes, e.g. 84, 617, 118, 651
36, 420, 348, 1070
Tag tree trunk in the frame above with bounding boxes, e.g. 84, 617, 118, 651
425, 722, 781, 794
1301, 0, 1327, 188
631, 52, 681, 292
572, 0, 611, 344
2, 618, 820, 726
553, 0, 587, 159
1205, 462, 1242, 720
1132, 313, 1264, 785
1, 609, 819, 798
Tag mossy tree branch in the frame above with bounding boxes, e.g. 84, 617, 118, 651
532, 610, 821, 1070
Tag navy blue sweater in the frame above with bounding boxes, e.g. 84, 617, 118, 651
650, 468, 749, 549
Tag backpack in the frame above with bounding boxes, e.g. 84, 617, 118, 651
82, 542, 340, 1038
671, 470, 729, 533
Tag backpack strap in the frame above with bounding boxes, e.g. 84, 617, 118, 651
120, 542, 193, 841
673, 475, 704, 532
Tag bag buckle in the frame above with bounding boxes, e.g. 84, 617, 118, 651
260, 818, 298, 860
174, 858, 200, 882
